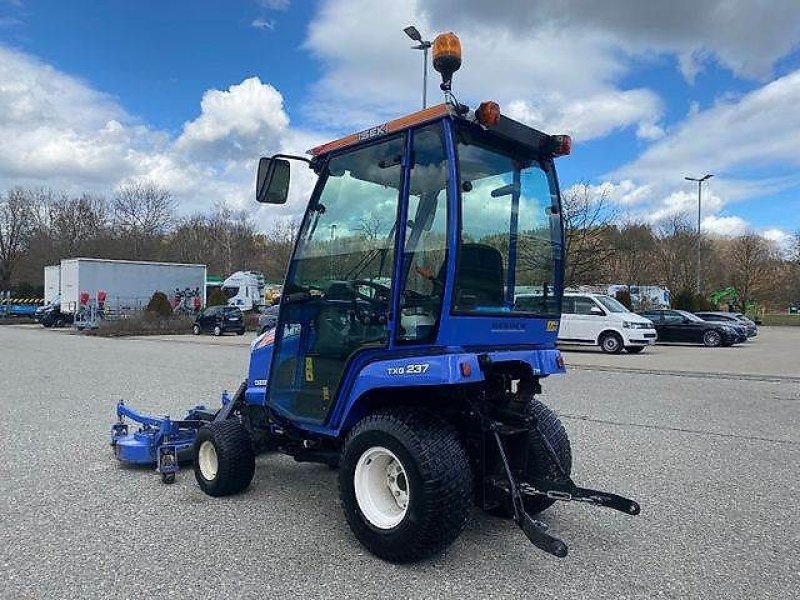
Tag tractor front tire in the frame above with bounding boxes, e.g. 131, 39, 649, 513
193, 420, 255, 497
339, 409, 473, 563
522, 399, 573, 515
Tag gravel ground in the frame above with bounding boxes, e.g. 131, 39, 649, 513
1, 325, 798, 599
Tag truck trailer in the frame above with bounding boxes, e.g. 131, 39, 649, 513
44, 265, 61, 304
57, 258, 207, 314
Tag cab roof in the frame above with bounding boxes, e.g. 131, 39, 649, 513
308, 102, 561, 159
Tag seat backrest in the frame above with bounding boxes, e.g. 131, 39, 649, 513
455, 243, 504, 308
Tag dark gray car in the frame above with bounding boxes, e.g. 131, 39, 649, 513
694, 311, 757, 337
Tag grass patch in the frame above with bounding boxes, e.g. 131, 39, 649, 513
760, 314, 800, 326
85, 313, 194, 337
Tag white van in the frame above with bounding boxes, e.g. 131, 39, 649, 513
558, 292, 656, 354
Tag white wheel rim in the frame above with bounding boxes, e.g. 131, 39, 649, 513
198, 440, 218, 481
354, 446, 409, 529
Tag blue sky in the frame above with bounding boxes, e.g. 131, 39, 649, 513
1, 0, 799, 248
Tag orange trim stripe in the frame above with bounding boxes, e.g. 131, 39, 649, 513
308, 104, 452, 156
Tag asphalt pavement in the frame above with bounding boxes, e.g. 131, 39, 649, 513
1, 324, 798, 599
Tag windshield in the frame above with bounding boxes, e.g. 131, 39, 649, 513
288, 135, 403, 294
454, 132, 562, 315
222, 286, 239, 299
596, 295, 630, 313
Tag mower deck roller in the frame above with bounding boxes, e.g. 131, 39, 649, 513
111, 31, 639, 561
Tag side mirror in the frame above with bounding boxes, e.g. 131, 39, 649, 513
256, 157, 290, 204
589, 306, 604, 316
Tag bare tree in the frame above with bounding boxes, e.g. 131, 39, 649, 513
357, 215, 383, 241
47, 192, 111, 257
727, 233, 776, 308
262, 220, 299, 281
652, 213, 699, 295
0, 188, 45, 289
562, 183, 617, 286
608, 220, 656, 285
112, 181, 175, 257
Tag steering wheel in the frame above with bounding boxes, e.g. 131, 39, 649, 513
350, 280, 391, 325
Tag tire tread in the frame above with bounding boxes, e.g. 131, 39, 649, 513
194, 420, 255, 497
340, 409, 472, 563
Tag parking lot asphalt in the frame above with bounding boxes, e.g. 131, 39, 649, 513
1, 324, 798, 599
560, 326, 800, 381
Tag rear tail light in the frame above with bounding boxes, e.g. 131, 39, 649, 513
550, 135, 571, 157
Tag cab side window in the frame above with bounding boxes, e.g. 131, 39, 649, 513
397, 124, 449, 343
561, 296, 575, 314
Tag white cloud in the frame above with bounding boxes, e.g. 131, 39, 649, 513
175, 77, 289, 161
702, 215, 749, 236
507, 89, 663, 142
615, 70, 800, 185
302, 0, 664, 141
0, 45, 324, 226
423, 0, 800, 81
598, 69, 800, 228
251, 18, 275, 31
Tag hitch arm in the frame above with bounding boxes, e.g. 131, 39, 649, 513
520, 480, 641, 516
491, 428, 568, 558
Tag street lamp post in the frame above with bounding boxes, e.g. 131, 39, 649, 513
404, 25, 432, 109
684, 174, 714, 294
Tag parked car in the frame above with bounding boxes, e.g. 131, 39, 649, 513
36, 296, 73, 328
193, 305, 245, 336
558, 292, 657, 354
638, 309, 740, 347
695, 311, 758, 337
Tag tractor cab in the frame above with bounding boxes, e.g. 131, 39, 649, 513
256, 102, 570, 427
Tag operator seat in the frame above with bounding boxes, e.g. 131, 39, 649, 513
455, 243, 504, 308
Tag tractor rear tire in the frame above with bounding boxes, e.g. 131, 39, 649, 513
339, 409, 473, 563
193, 420, 255, 497
521, 399, 572, 515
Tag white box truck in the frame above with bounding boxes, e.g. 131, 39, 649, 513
44, 265, 60, 304
59, 258, 207, 314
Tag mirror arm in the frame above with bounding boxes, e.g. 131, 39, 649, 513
271, 153, 312, 165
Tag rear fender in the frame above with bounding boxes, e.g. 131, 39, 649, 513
333, 348, 564, 435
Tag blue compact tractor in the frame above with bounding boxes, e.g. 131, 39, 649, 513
112, 33, 638, 562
